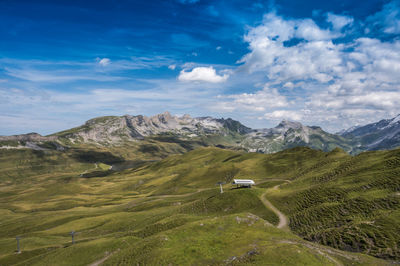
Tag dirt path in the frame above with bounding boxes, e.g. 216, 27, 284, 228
315, 250, 343, 266
257, 179, 292, 186
260, 181, 291, 231
88, 249, 119, 266
260, 190, 289, 230
79, 163, 98, 177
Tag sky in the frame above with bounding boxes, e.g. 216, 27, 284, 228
1, 0, 400, 135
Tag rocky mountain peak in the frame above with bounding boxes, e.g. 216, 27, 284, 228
0, 132, 57, 142
3, 112, 399, 155
389, 114, 400, 126
276, 120, 303, 130
44, 112, 253, 146
182, 114, 192, 120
157, 111, 173, 123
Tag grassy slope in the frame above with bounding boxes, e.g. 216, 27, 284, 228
268, 148, 400, 260
0, 146, 397, 264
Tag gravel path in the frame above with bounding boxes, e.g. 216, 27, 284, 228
260, 181, 290, 231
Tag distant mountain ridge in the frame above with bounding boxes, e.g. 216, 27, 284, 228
241, 120, 354, 153
1, 112, 400, 154
340, 114, 400, 151
52, 112, 252, 143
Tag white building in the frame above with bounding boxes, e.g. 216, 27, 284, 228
232, 179, 255, 188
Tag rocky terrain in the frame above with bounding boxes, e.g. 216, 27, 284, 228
340, 114, 400, 151
52, 111, 251, 144
1, 114, 400, 264
241, 120, 354, 153
1, 112, 400, 155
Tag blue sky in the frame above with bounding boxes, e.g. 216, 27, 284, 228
1, 0, 400, 135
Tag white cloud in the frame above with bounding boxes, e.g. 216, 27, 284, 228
0, 78, 223, 135
263, 110, 303, 121
366, 1, 400, 34
295, 19, 337, 40
97, 58, 111, 66
1, 56, 176, 84
231, 8, 400, 131
326, 13, 354, 31
212, 86, 288, 113
3, 4, 400, 134
178, 66, 229, 83
4, 67, 123, 83
238, 13, 343, 82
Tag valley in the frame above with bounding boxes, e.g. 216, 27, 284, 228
3, 0, 400, 264
0, 144, 399, 265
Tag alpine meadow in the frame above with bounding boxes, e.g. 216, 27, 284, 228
1, 0, 400, 265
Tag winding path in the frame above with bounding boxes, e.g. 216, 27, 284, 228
260, 182, 290, 231
88, 249, 119, 266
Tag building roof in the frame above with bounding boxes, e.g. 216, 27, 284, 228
232, 179, 255, 185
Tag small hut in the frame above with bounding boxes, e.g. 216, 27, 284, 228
232, 179, 255, 188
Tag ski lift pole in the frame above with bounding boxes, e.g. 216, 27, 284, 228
16, 236, 21, 254
216, 181, 226, 193
70, 231, 76, 244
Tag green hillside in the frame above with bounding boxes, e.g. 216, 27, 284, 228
0, 146, 398, 265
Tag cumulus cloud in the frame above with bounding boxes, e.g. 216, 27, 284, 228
97, 58, 111, 66
238, 12, 343, 82
326, 13, 354, 31
178, 66, 229, 83
366, 1, 400, 34
223, 5, 400, 131
3, 2, 400, 134
212, 86, 288, 113
263, 110, 303, 121
296, 19, 337, 40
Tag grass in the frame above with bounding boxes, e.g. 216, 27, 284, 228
0, 146, 398, 264
267, 148, 400, 260
105, 213, 385, 265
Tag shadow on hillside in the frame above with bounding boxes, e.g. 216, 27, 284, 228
111, 160, 156, 171
70, 149, 124, 164
150, 135, 207, 150
80, 170, 114, 178
230, 186, 253, 190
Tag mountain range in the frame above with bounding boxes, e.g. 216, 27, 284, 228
1, 113, 400, 264
1, 112, 400, 155
340, 114, 400, 151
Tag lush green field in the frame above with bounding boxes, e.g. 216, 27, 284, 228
267, 148, 400, 260
0, 146, 398, 265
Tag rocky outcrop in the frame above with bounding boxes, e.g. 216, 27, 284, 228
2, 112, 399, 154
241, 120, 354, 154
53, 112, 236, 145
340, 114, 400, 151
0, 132, 57, 142
0, 133, 61, 150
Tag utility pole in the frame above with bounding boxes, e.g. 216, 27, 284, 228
16, 236, 21, 254
70, 231, 76, 244
216, 181, 226, 193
